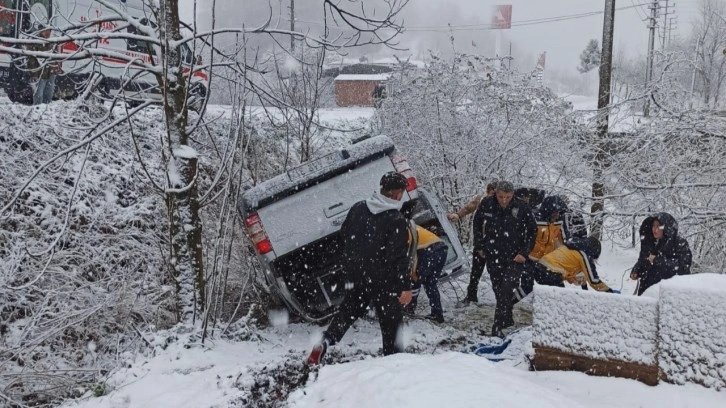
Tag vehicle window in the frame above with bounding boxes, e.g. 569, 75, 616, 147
179, 43, 194, 65
0, 0, 16, 37
127, 17, 156, 54
20, 0, 51, 34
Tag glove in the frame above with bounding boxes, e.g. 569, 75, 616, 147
608, 289, 621, 294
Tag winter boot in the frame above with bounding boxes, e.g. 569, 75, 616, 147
306, 337, 329, 366
426, 313, 445, 324
456, 295, 477, 308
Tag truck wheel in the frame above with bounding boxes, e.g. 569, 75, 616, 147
89, 78, 110, 104
187, 82, 207, 113
7, 85, 33, 105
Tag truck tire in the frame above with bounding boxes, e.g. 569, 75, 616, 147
7, 84, 33, 105
187, 82, 207, 113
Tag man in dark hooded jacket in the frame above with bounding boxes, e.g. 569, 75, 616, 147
630, 212, 692, 296
307, 172, 413, 365
473, 181, 537, 337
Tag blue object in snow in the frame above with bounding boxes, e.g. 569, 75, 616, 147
469, 338, 512, 357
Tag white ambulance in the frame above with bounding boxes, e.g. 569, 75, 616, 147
0, 0, 207, 108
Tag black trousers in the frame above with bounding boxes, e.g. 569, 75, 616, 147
324, 284, 404, 356
413, 242, 448, 317
488, 259, 524, 330
637, 265, 676, 296
465, 252, 487, 301
514, 262, 564, 302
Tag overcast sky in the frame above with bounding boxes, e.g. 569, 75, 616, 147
183, 0, 703, 75
396, 0, 701, 71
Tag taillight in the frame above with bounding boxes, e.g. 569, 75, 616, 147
244, 213, 273, 255
406, 176, 417, 191
392, 153, 417, 192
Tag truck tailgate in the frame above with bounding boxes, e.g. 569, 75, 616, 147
257, 157, 397, 257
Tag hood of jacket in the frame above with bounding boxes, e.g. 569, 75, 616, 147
538, 195, 567, 222
639, 212, 679, 241
514, 187, 546, 208
366, 191, 403, 214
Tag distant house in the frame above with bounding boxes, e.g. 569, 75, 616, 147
334, 74, 390, 107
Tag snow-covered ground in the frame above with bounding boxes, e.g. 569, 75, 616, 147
561, 93, 644, 133
59, 237, 724, 408
205, 105, 376, 124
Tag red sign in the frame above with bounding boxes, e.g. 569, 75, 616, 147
491, 5, 512, 29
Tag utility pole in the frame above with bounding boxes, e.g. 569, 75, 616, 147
644, 0, 658, 116
591, 0, 616, 240
689, 37, 701, 110
660, 1, 676, 49
290, 0, 295, 51
661, 0, 669, 49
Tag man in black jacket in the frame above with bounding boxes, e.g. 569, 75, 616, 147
630, 212, 692, 295
473, 181, 537, 337
307, 172, 413, 365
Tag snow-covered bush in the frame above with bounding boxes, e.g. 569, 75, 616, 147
601, 111, 726, 273
0, 102, 289, 403
374, 54, 591, 241
0, 103, 172, 404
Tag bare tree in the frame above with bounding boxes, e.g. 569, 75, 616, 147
692, 0, 726, 108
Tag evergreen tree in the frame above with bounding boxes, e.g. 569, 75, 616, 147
578, 39, 601, 73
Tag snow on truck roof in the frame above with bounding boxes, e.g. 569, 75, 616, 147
240, 135, 396, 212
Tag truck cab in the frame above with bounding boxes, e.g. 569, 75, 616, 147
239, 135, 468, 322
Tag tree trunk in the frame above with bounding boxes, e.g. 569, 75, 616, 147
591, 0, 615, 240
160, 0, 206, 323
703, 77, 711, 107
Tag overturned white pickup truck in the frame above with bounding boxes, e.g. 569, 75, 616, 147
239, 135, 468, 322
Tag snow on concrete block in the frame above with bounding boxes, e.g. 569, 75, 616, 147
532, 285, 660, 385
533, 285, 659, 365
657, 274, 726, 390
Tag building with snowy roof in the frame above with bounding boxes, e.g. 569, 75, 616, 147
334, 74, 391, 107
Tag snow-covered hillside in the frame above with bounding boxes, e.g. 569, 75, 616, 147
4, 94, 725, 408
0, 101, 375, 405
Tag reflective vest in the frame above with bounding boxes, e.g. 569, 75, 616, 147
529, 221, 565, 261
539, 246, 611, 292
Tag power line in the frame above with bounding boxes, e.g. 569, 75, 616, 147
404, 3, 651, 32
287, 3, 654, 35
630, 0, 650, 25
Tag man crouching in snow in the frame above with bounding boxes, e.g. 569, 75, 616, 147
307, 172, 413, 366
513, 236, 619, 304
